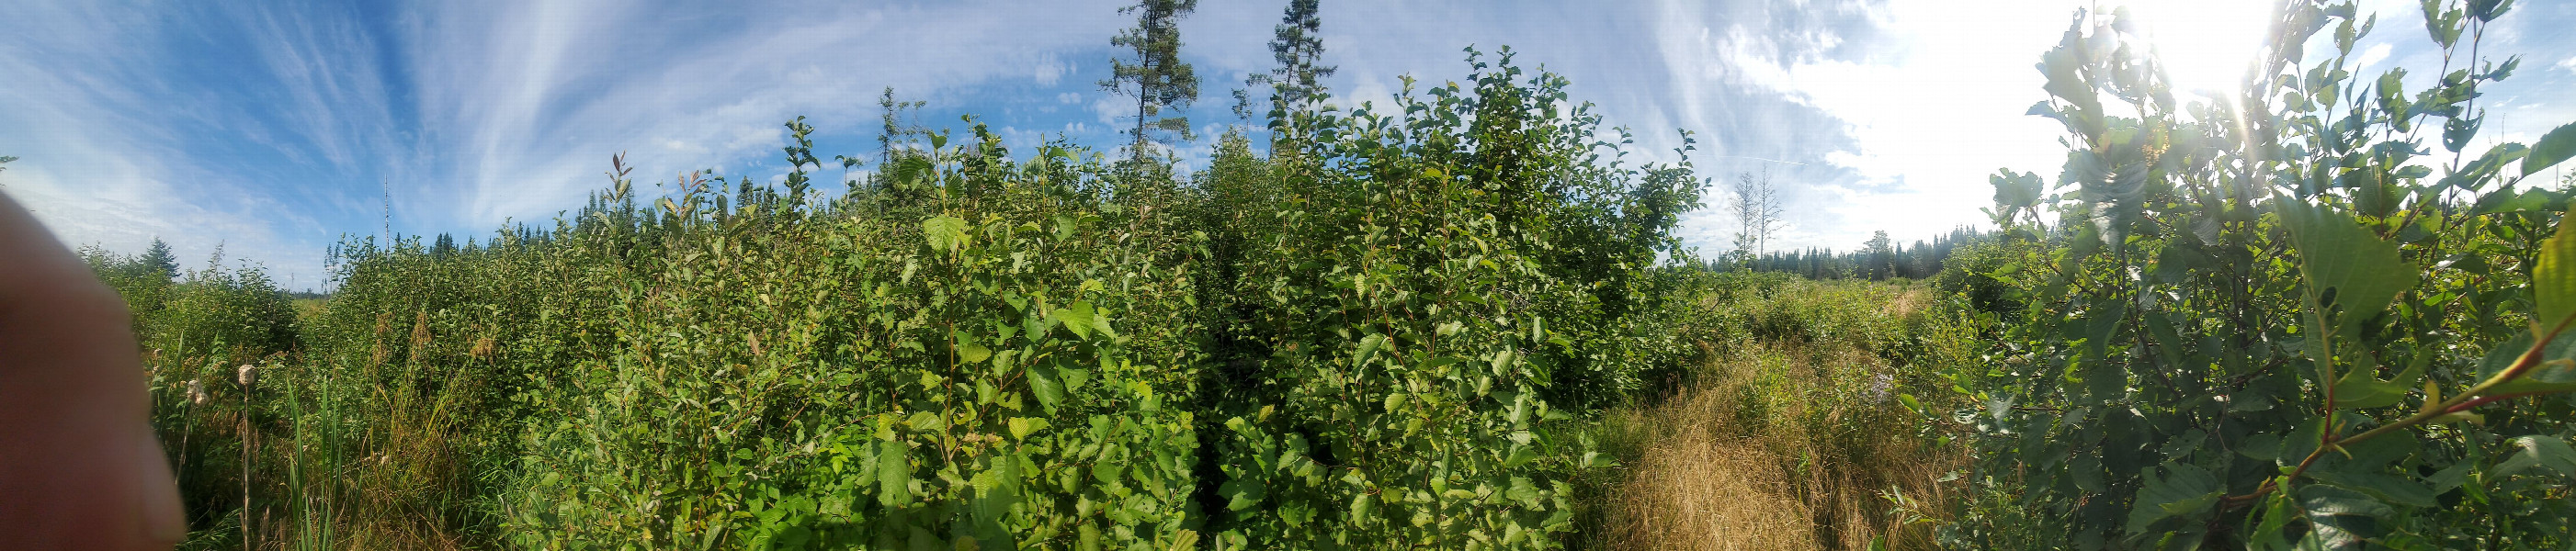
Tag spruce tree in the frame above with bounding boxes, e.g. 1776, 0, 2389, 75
140, 238, 178, 281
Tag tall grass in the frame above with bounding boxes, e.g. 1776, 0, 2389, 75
1590, 274, 1978, 550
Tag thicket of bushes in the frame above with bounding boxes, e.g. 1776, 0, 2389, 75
104, 51, 1735, 550
74, 1, 2576, 548
1937, 2, 2576, 547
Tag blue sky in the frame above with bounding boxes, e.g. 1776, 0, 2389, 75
3, 0, 2571, 289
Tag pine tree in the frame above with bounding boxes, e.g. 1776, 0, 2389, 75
140, 238, 178, 281
1102, 0, 1201, 164
1254, 1, 1333, 110
1232, 0, 1333, 137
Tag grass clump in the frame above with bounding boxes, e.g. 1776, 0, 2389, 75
1590, 274, 1978, 550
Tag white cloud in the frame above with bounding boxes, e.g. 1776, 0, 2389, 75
6, 0, 2570, 277
1760, 1, 2076, 244
1035, 53, 1071, 86
0, 1, 338, 282
2355, 43, 2396, 73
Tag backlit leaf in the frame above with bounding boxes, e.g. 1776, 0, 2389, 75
923, 216, 970, 253
1007, 417, 1050, 441
2524, 121, 2576, 174
2276, 200, 2416, 338
1049, 301, 1097, 340
2535, 216, 2576, 334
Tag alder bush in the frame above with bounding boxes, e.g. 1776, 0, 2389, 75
103, 50, 1708, 549
1204, 48, 1703, 549
1946, 1, 2576, 547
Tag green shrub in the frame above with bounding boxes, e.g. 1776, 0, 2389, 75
106, 45, 1710, 550
1946, 2, 2576, 546
1205, 49, 1701, 549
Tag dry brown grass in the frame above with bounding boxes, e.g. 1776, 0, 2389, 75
1601, 336, 1964, 550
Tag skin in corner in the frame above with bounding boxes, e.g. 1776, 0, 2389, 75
0, 190, 186, 549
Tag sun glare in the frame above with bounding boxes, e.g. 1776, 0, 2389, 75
2114, 0, 2276, 99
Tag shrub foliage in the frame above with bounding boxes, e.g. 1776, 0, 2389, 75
1947, 1, 2576, 547
110, 50, 1708, 550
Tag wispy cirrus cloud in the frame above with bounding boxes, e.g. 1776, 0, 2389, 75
4, 0, 2570, 283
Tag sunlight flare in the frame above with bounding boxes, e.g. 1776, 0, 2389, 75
2116, 0, 2275, 97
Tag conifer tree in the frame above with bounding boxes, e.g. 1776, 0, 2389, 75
1102, 0, 1201, 164
1242, 0, 1333, 114
140, 238, 178, 281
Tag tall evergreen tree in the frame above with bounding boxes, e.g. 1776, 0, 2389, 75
1247, 0, 1333, 110
139, 238, 178, 281
1102, 0, 1201, 164
1250, 0, 1335, 152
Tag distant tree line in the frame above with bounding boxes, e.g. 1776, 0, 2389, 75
1707, 225, 1987, 280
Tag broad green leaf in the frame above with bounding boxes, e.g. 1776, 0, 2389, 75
2125, 462, 2222, 534
968, 459, 1022, 546
1007, 417, 1049, 441
922, 215, 970, 253
1992, 169, 2044, 209
1355, 333, 1388, 365
2331, 352, 2427, 409
2468, 186, 2559, 215
2306, 472, 2438, 508
1088, 307, 1118, 340
2535, 217, 2576, 333
955, 339, 992, 365
1027, 363, 1065, 412
2479, 313, 2576, 394
2524, 121, 2576, 174
2448, 142, 2527, 192
905, 410, 944, 432
878, 440, 912, 506
1049, 301, 1096, 340
2299, 485, 2389, 548
2276, 201, 2416, 339
1219, 478, 1266, 512
1058, 368, 1090, 393
2490, 434, 2576, 478
2426, 460, 2477, 494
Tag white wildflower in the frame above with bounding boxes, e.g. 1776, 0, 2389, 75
1863, 372, 1895, 404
